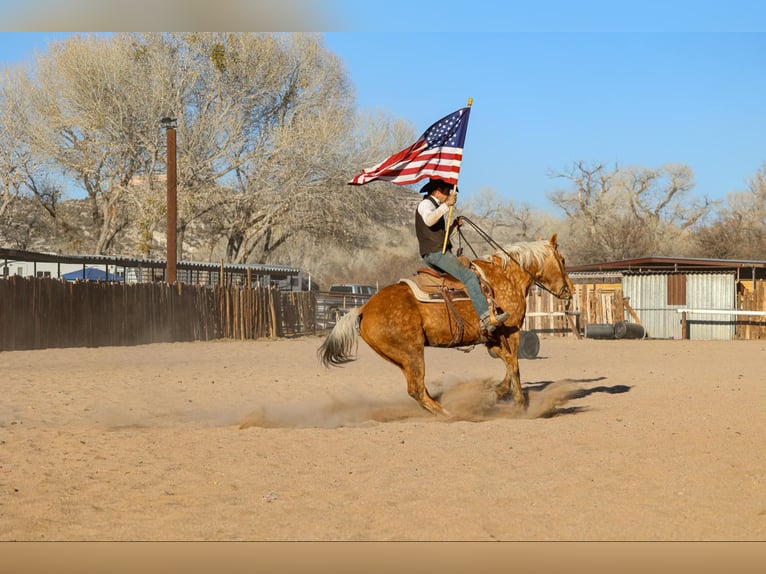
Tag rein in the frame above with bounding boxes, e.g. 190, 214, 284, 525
455, 216, 569, 300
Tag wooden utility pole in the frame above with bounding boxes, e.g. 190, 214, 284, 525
162, 117, 178, 283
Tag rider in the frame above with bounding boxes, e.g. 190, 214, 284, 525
416, 178, 510, 334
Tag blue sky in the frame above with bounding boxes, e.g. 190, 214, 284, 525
323, 31, 765, 209
1, 2, 765, 211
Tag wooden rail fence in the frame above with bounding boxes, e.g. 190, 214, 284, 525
8, 276, 763, 350
0, 276, 316, 351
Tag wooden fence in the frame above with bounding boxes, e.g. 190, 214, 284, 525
736, 279, 766, 339
0, 276, 316, 351
522, 285, 580, 336
6, 276, 764, 351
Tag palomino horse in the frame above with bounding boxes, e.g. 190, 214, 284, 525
318, 234, 574, 415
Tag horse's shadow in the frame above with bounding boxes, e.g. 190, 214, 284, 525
520, 377, 632, 418
427, 375, 632, 421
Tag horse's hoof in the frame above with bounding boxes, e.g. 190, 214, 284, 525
424, 402, 450, 416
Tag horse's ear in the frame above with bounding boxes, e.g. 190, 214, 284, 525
550, 233, 558, 248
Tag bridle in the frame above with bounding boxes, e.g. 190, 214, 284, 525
456, 216, 572, 301
543, 249, 572, 301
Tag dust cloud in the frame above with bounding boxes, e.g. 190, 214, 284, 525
239, 378, 584, 429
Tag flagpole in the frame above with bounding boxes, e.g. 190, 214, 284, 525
442, 97, 472, 253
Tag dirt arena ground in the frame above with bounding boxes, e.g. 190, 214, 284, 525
1, 335, 764, 542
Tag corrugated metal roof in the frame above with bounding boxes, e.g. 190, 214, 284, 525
568, 256, 766, 273
569, 271, 623, 281
622, 269, 736, 276
0, 247, 299, 274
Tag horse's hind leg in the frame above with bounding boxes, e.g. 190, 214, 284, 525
364, 336, 446, 415
358, 287, 447, 415
402, 356, 448, 416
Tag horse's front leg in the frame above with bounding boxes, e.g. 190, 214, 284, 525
487, 331, 526, 409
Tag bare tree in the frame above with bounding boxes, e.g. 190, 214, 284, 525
0, 67, 42, 219
1, 67, 76, 250
181, 34, 374, 263
120, 33, 416, 265
692, 162, 766, 259
460, 186, 560, 251
548, 161, 714, 263
5, 32, 415, 264
12, 34, 170, 254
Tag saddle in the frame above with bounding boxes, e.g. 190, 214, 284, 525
399, 256, 471, 301
400, 268, 470, 302
399, 258, 498, 346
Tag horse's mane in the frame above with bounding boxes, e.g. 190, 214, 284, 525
481, 239, 550, 270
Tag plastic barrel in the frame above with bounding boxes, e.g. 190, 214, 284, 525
584, 323, 615, 339
613, 321, 646, 339
518, 330, 540, 359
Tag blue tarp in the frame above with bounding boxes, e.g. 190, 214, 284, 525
61, 267, 123, 282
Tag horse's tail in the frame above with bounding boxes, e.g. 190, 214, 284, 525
317, 307, 362, 368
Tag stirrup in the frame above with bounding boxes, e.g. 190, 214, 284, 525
492, 310, 510, 326
481, 310, 509, 333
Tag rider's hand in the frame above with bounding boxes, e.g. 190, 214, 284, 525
445, 192, 457, 206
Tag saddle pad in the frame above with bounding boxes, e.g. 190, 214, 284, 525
400, 278, 470, 303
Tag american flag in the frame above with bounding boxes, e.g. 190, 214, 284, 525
348, 106, 471, 186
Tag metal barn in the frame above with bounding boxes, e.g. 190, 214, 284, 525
622, 272, 736, 340
567, 256, 766, 341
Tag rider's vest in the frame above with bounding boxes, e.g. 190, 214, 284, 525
416, 196, 452, 257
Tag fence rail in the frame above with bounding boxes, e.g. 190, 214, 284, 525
0, 276, 316, 351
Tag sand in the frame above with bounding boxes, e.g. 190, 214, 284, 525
1, 335, 764, 541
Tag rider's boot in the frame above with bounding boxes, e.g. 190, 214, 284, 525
480, 310, 510, 333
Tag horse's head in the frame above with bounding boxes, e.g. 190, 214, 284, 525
539, 234, 575, 303
490, 234, 575, 303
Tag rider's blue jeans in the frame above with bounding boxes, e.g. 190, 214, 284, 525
422, 250, 489, 319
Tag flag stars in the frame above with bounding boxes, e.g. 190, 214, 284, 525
425, 113, 465, 148
349, 106, 470, 186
